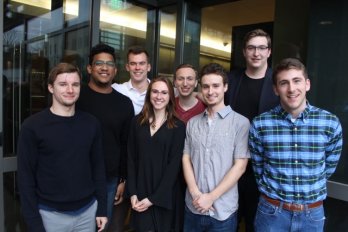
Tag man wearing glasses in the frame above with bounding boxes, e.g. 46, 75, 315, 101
112, 45, 151, 115
224, 29, 279, 232
76, 43, 134, 229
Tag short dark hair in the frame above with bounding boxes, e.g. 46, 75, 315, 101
174, 63, 198, 80
127, 45, 150, 63
200, 63, 227, 85
272, 58, 308, 85
48, 63, 81, 85
89, 43, 116, 65
243, 29, 271, 48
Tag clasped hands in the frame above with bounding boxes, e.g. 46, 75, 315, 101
131, 195, 153, 212
191, 191, 215, 214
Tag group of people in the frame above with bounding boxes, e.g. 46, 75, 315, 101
17, 28, 342, 232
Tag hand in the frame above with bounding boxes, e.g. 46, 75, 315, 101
96, 217, 108, 232
190, 190, 202, 201
114, 182, 125, 205
192, 193, 214, 213
133, 198, 153, 212
130, 195, 139, 208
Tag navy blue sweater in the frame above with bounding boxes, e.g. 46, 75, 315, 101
17, 108, 107, 231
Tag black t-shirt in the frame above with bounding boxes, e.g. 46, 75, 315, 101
234, 73, 265, 122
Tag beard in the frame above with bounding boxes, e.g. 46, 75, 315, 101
91, 77, 113, 88
96, 80, 111, 88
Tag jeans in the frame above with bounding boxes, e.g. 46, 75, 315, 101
106, 177, 119, 229
184, 206, 237, 232
254, 196, 325, 232
39, 200, 97, 232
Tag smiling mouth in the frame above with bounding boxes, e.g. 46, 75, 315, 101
287, 94, 299, 101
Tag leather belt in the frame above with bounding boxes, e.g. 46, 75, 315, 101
262, 195, 322, 212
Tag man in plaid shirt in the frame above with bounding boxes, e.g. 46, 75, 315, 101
249, 58, 342, 232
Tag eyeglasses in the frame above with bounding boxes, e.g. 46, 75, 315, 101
93, 60, 116, 68
245, 45, 269, 53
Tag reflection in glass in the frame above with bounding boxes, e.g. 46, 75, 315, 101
64, 28, 90, 80
3, 25, 25, 157
199, 0, 275, 70
3, 1, 90, 158
4, 172, 26, 231
306, 0, 348, 185
99, 1, 149, 83
158, 5, 177, 78
27, 9, 64, 40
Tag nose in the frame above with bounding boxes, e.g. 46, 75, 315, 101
154, 92, 162, 98
67, 85, 73, 92
254, 48, 260, 55
208, 86, 213, 94
183, 78, 187, 86
288, 82, 295, 92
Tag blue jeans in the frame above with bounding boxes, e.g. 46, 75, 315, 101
106, 177, 119, 229
254, 196, 325, 232
184, 206, 237, 232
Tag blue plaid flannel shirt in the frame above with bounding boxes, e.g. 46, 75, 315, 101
249, 103, 343, 204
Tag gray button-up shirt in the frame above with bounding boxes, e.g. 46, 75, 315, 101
184, 105, 250, 221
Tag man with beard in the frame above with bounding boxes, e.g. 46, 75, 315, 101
76, 44, 134, 229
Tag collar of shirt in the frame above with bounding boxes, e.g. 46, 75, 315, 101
126, 79, 150, 95
203, 105, 232, 119
274, 101, 312, 122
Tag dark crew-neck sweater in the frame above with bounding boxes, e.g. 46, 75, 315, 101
17, 108, 107, 232
77, 85, 134, 180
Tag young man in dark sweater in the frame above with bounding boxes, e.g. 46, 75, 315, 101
76, 44, 134, 229
17, 63, 107, 232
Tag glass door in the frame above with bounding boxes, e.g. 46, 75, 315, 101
2, 30, 27, 231
2, 1, 92, 231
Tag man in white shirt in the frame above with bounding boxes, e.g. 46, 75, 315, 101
112, 46, 151, 115
109, 46, 151, 232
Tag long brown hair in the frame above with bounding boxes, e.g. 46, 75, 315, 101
138, 76, 178, 128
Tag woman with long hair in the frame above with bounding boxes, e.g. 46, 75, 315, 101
127, 76, 186, 231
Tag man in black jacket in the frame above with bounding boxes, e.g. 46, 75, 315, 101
224, 29, 279, 232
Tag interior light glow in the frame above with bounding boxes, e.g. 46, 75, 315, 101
64, 1, 78, 16
200, 35, 231, 53
12, 0, 51, 10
